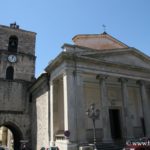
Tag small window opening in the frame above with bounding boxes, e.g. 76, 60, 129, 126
29, 94, 32, 103
8, 36, 18, 52
6, 66, 14, 80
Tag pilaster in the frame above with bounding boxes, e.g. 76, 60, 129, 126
119, 78, 133, 139
50, 80, 55, 146
97, 75, 112, 142
63, 70, 77, 142
75, 71, 87, 143
137, 80, 150, 136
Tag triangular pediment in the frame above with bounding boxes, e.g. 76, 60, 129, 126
80, 48, 150, 69
72, 32, 128, 50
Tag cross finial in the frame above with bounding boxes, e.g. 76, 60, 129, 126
102, 24, 107, 34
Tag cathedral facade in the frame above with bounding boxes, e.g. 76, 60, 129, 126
0, 24, 150, 150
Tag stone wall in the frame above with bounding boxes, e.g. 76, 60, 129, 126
0, 25, 36, 82
0, 25, 36, 55
0, 80, 28, 111
0, 113, 30, 139
31, 75, 49, 150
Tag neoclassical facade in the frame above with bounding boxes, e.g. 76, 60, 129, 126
30, 32, 150, 150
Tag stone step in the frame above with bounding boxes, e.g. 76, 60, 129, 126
96, 142, 125, 150
80, 141, 125, 150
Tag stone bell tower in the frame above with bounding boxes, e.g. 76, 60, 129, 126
0, 23, 36, 150
0, 22, 36, 81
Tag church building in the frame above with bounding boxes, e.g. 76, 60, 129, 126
0, 23, 150, 150
31, 31, 150, 150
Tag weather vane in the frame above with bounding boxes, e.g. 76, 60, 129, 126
102, 24, 106, 33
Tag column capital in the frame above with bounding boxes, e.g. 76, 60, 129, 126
63, 69, 74, 76
118, 77, 128, 83
49, 79, 54, 85
136, 80, 146, 86
96, 74, 108, 80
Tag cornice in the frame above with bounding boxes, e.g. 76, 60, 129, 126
0, 24, 36, 35
77, 55, 150, 74
0, 78, 32, 84
45, 48, 150, 77
0, 49, 36, 59
28, 73, 48, 92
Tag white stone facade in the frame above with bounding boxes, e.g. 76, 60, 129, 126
30, 32, 150, 150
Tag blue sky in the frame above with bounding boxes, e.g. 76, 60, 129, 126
1, 0, 150, 77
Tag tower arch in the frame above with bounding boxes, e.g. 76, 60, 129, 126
6, 66, 14, 80
8, 35, 18, 52
0, 122, 23, 150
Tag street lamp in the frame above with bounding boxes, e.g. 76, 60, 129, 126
86, 103, 100, 150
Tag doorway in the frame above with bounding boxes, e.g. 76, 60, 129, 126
109, 109, 122, 139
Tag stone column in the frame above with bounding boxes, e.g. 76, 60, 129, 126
50, 80, 54, 146
138, 80, 150, 136
97, 75, 112, 142
63, 70, 77, 142
75, 72, 86, 143
119, 78, 133, 139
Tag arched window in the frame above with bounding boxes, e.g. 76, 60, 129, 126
6, 66, 14, 80
8, 36, 18, 52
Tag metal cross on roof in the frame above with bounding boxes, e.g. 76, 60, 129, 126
102, 24, 106, 33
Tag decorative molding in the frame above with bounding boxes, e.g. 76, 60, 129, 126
96, 74, 108, 80
118, 77, 128, 83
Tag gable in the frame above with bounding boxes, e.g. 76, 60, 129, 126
81, 50, 150, 70
72, 33, 128, 50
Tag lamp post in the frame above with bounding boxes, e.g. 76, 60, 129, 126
86, 103, 100, 150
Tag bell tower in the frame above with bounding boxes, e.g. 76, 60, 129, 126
0, 23, 36, 150
0, 22, 36, 81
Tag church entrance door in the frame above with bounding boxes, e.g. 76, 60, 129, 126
109, 109, 122, 139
